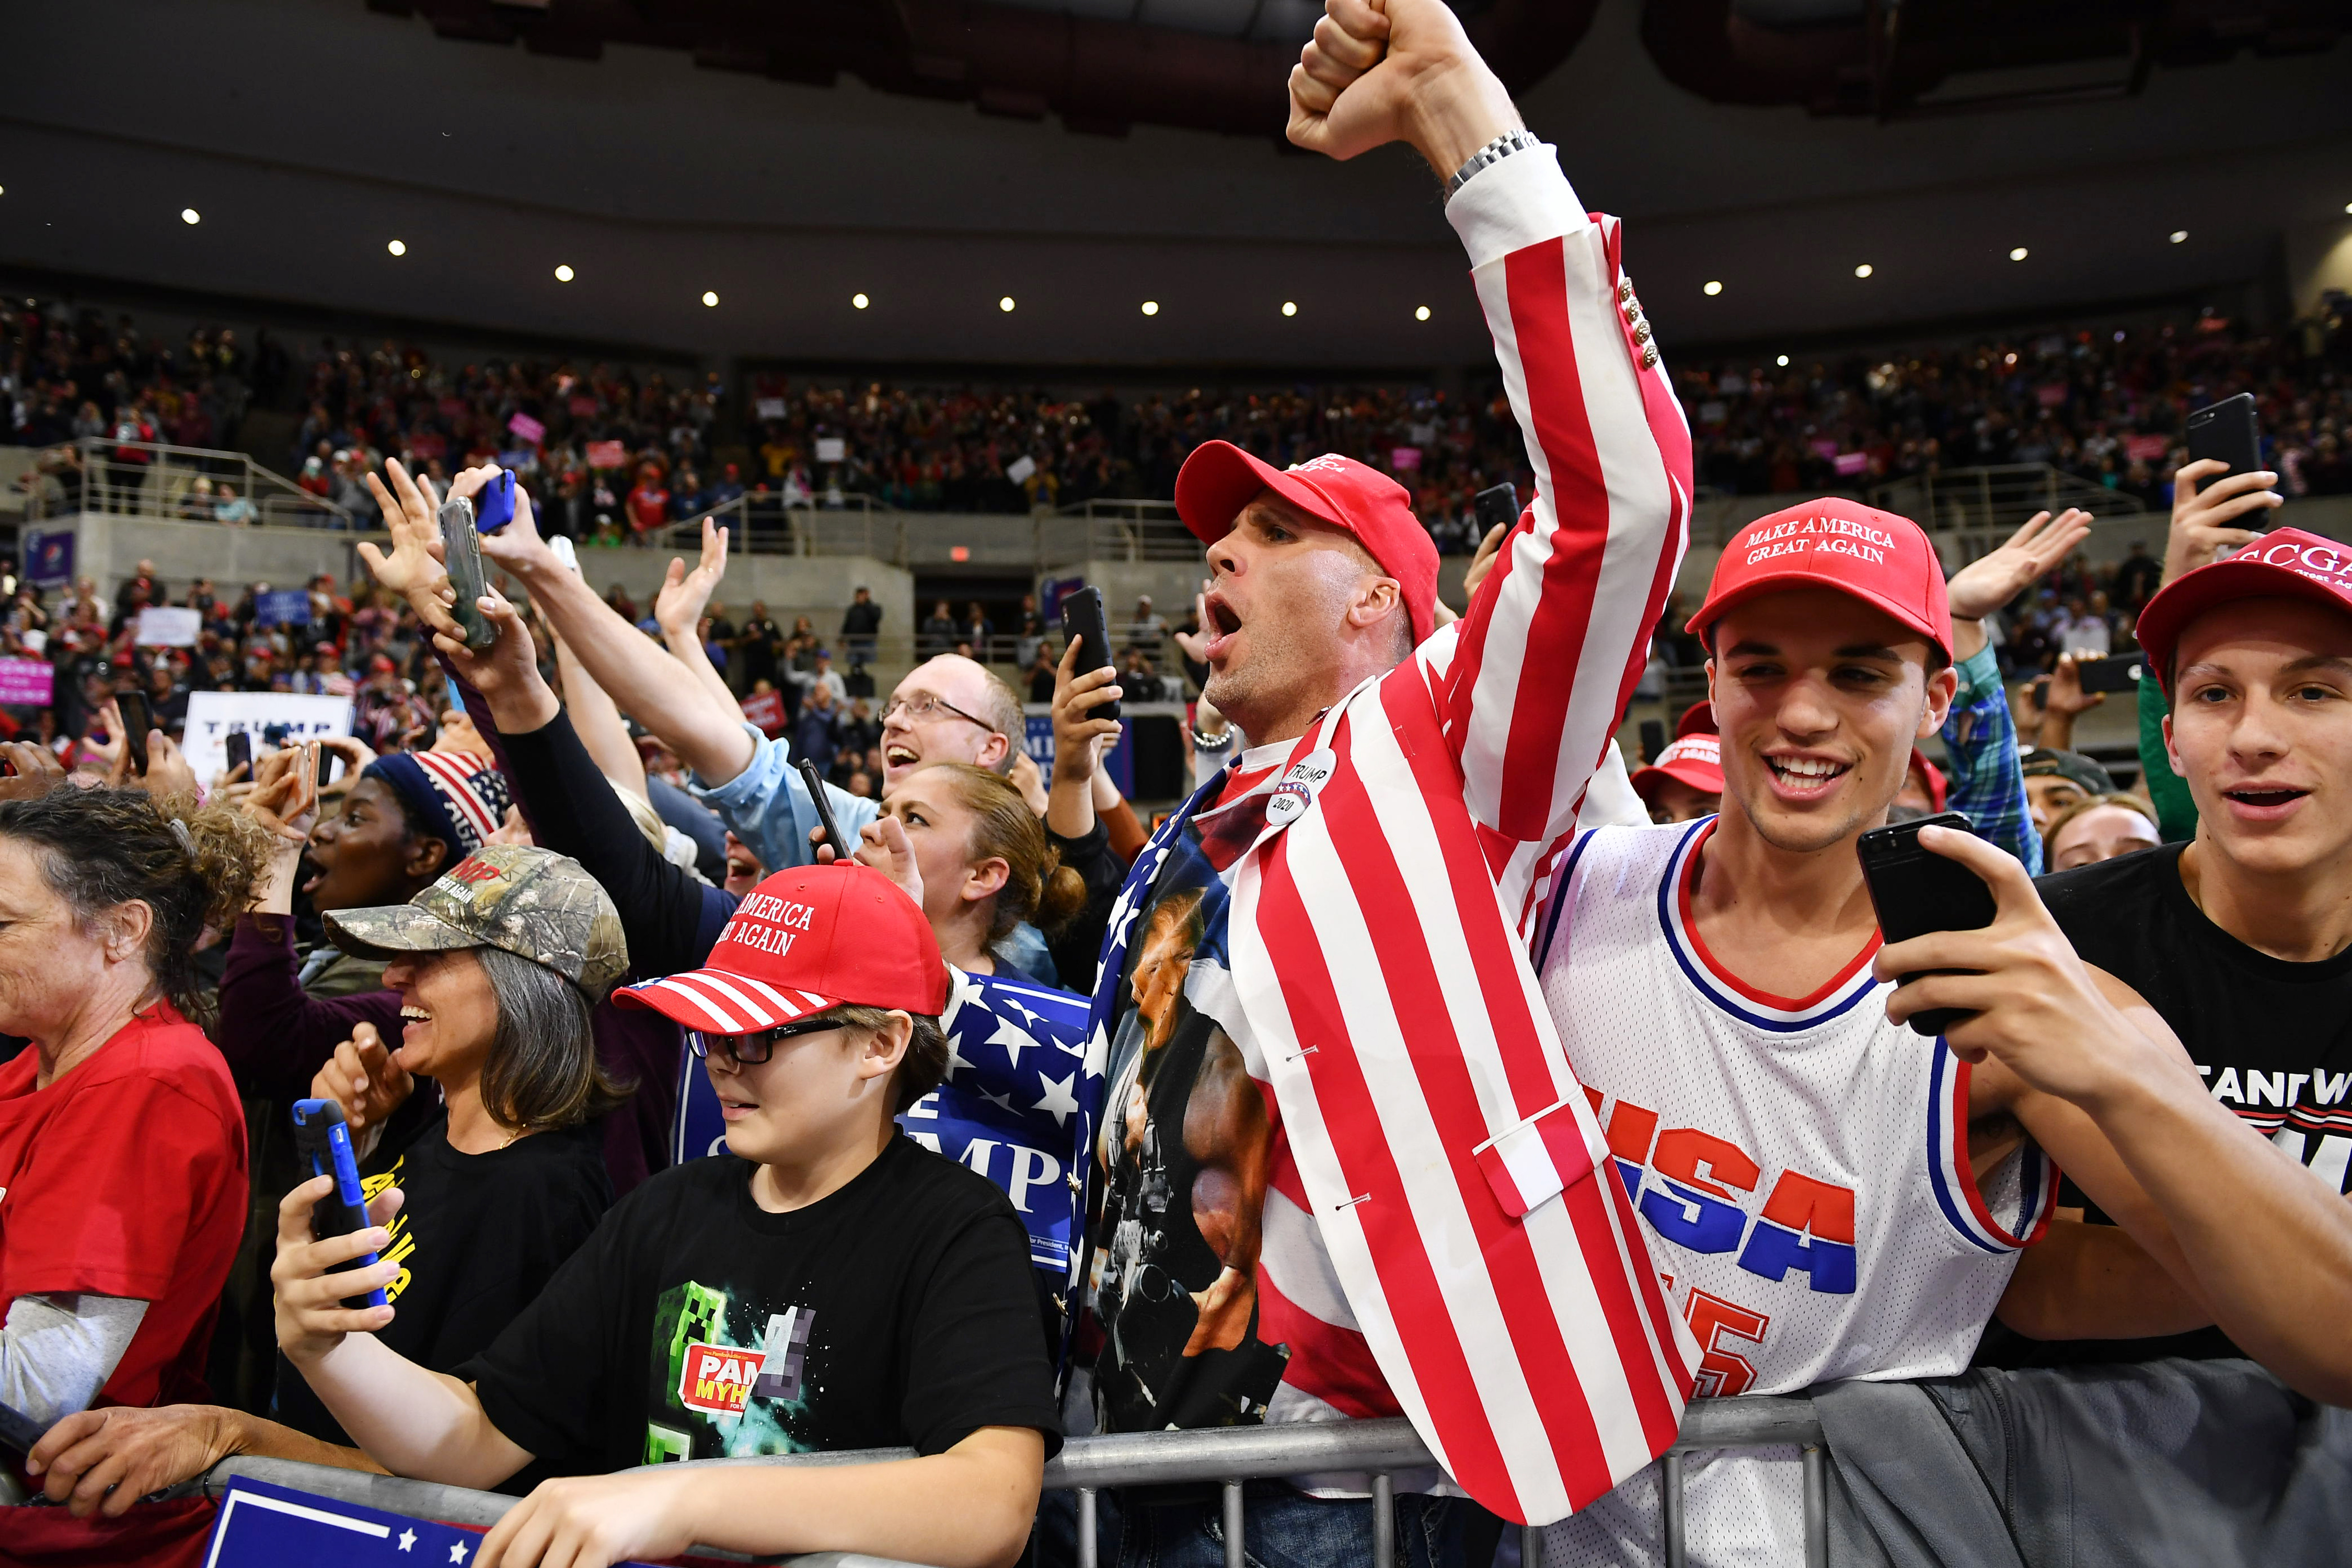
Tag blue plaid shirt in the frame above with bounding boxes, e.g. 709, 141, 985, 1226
1942, 642, 2041, 874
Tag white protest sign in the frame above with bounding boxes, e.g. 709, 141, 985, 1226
182, 691, 353, 787
135, 606, 202, 646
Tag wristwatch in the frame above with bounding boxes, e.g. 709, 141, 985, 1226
1445, 129, 1543, 200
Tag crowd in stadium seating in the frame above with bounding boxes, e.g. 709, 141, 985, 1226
10, 290, 2348, 555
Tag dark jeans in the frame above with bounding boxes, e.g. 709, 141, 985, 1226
1035, 1480, 1503, 1568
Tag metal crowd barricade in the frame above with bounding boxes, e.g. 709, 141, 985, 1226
195, 1398, 1822, 1568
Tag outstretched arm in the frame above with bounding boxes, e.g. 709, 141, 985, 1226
1883, 828, 2352, 1403
1294, 0, 1692, 929
654, 518, 749, 731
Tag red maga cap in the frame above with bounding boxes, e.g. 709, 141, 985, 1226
615, 861, 949, 1035
1174, 441, 1439, 644
1631, 733, 1724, 804
2135, 528, 2352, 694
1688, 498, 1951, 659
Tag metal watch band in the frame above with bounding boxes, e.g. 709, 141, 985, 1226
1444, 130, 1542, 200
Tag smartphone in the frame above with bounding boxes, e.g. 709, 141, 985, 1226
316, 743, 336, 789
1473, 480, 1520, 535
115, 689, 152, 776
1856, 810, 1997, 1038
2074, 654, 2143, 694
797, 758, 847, 863
224, 729, 253, 777
1059, 586, 1119, 724
290, 1099, 389, 1311
436, 495, 497, 651
2186, 393, 2262, 479
474, 470, 516, 533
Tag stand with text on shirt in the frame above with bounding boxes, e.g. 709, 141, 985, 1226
204, 1476, 675, 1567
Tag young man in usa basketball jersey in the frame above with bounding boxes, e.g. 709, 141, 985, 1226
1532, 500, 2352, 1565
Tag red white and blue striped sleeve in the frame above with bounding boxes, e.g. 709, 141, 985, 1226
1429, 144, 1693, 925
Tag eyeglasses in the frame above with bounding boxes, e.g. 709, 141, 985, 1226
688, 1018, 841, 1065
881, 691, 995, 732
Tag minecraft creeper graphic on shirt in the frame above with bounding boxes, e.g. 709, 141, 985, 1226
659, 1281, 730, 1404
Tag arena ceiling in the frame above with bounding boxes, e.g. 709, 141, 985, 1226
0, 0, 2346, 372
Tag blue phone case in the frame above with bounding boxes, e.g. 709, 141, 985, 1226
475, 470, 516, 533
291, 1099, 389, 1310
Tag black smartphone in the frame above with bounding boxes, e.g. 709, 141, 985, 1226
115, 689, 152, 776
289, 1098, 389, 1311
2186, 393, 2262, 479
224, 729, 253, 777
436, 494, 497, 651
1856, 810, 1997, 1038
1473, 480, 1520, 535
797, 757, 847, 862
316, 743, 336, 789
1059, 585, 1119, 724
2073, 654, 2143, 694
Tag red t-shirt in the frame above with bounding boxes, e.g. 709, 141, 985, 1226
627, 485, 670, 534
0, 1004, 248, 1410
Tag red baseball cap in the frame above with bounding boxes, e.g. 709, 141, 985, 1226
1630, 733, 1723, 804
1688, 498, 1951, 660
616, 862, 949, 1034
1674, 700, 1717, 739
1907, 748, 1948, 812
1174, 441, 1439, 644
370, 654, 397, 674
2135, 528, 2352, 694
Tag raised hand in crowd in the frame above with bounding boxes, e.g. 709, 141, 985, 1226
358, 458, 460, 637
99, 696, 202, 797
2034, 651, 2104, 751
1460, 521, 1509, 602
1009, 750, 1050, 818
2163, 456, 2283, 586
650, 516, 744, 728
309, 1021, 414, 1161
1046, 634, 1122, 839
0, 738, 66, 801
429, 583, 559, 736
1944, 506, 2091, 659
814, 812, 926, 911
1285, 0, 1520, 174
241, 741, 320, 914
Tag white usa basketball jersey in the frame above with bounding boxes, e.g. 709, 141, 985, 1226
1531, 818, 2056, 1567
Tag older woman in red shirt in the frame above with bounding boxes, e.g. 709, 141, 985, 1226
0, 783, 269, 1427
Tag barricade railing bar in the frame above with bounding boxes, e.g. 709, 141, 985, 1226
194, 1398, 1823, 1568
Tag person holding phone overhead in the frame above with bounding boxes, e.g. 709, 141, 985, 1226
1527, 500, 2352, 1565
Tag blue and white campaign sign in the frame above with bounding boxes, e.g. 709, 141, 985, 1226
203, 1475, 672, 1567
21, 527, 74, 589
182, 690, 353, 788
255, 589, 313, 627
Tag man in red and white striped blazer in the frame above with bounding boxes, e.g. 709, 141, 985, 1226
1069, 0, 1700, 1555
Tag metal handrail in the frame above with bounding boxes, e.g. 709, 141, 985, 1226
38, 435, 352, 527
1868, 462, 2147, 533
193, 1399, 1824, 1568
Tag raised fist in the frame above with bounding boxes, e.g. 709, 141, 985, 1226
1286, 0, 1520, 175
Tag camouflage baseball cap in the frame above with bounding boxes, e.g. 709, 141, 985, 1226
326, 844, 629, 1001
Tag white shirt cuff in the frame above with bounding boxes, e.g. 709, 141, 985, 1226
1443, 142, 1590, 271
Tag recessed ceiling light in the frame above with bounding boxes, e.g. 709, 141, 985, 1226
1703, 280, 1723, 296
701, 291, 719, 307
0, 186, 7, 198
180, 208, 201, 225
386, 239, 407, 257
2345, 202, 2352, 215
1853, 263, 1873, 279
2170, 230, 2188, 244
554, 264, 574, 282
1777, 354, 1791, 366
2009, 246, 2030, 261
1141, 301, 1159, 316
1415, 305, 1432, 321
1281, 301, 1298, 317
852, 292, 869, 309
999, 296, 1016, 312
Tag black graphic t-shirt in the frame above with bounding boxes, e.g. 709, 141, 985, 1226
2022, 842, 2352, 1363
458, 1133, 1061, 1473
274, 1115, 611, 1454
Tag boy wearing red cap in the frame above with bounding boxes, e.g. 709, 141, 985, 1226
1529, 503, 2352, 1562
2024, 526, 2352, 1368
270, 861, 1061, 1568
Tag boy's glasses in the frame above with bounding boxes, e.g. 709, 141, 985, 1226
688, 1018, 840, 1065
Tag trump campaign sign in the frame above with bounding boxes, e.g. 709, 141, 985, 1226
203, 1474, 666, 1567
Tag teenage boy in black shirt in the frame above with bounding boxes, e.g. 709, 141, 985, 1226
273, 860, 1059, 1568
2029, 526, 2352, 1364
